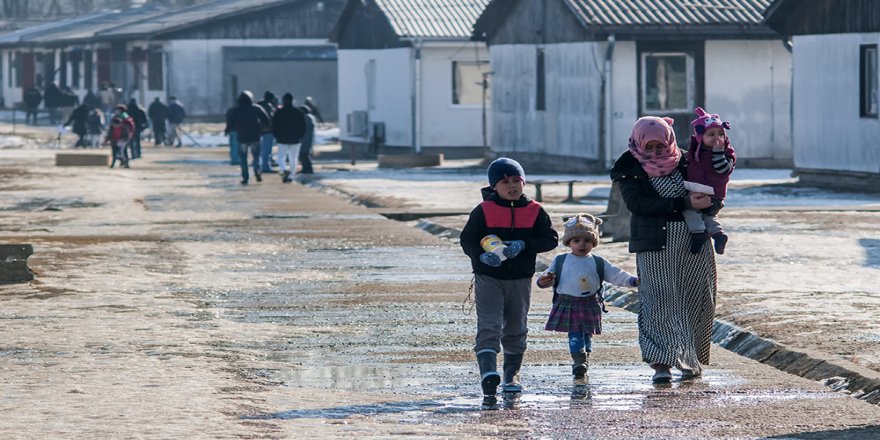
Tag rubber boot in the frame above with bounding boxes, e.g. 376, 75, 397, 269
571, 352, 589, 379
501, 353, 524, 393
476, 350, 500, 396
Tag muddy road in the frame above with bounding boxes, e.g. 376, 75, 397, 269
1, 146, 879, 439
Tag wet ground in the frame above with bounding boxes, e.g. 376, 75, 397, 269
1, 132, 880, 438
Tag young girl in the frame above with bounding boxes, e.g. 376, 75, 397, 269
685, 107, 736, 254
459, 157, 558, 398
537, 213, 638, 379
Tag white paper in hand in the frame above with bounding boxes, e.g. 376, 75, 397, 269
683, 180, 715, 195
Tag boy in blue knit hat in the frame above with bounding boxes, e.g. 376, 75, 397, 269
460, 157, 559, 402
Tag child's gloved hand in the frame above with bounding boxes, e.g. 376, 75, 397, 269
502, 240, 525, 259
629, 276, 640, 287
479, 252, 502, 267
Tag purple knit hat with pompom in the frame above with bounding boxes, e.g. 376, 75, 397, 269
690, 107, 731, 146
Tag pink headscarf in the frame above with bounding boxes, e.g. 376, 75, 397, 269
628, 116, 681, 178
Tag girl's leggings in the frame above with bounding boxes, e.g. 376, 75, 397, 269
568, 331, 593, 354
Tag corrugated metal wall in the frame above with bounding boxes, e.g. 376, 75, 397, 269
490, 42, 602, 160
793, 33, 880, 174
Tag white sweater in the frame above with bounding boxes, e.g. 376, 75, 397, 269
550, 253, 636, 297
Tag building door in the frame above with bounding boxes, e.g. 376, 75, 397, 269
228, 59, 338, 122
21, 53, 35, 89
637, 41, 704, 149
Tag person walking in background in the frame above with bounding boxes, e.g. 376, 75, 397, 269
86, 107, 104, 148
303, 96, 324, 124
59, 86, 79, 123
127, 98, 147, 159
459, 158, 558, 402
148, 97, 168, 146
272, 93, 307, 183
228, 91, 270, 185
83, 89, 101, 111
43, 81, 62, 125
257, 91, 278, 173
104, 114, 133, 168
23, 86, 42, 125
610, 116, 717, 384
97, 82, 115, 117
684, 107, 736, 254
536, 213, 638, 381
298, 105, 316, 175
224, 100, 241, 165
64, 103, 90, 148
165, 96, 186, 147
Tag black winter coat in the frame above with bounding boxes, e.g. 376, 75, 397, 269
609, 150, 690, 253
460, 188, 558, 280
148, 101, 168, 122
271, 105, 306, 144
231, 104, 270, 143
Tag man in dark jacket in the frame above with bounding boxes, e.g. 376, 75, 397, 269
23, 86, 42, 125
228, 91, 270, 185
271, 93, 307, 183
256, 91, 277, 173
127, 98, 147, 159
147, 98, 168, 145
165, 96, 186, 147
64, 103, 89, 148
43, 81, 62, 125
298, 105, 316, 174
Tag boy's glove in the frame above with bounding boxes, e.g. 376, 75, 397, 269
502, 240, 525, 259
479, 252, 502, 267
629, 276, 640, 287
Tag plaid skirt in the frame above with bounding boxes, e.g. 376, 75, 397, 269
545, 294, 603, 334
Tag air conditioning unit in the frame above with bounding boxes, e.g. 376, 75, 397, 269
346, 111, 369, 137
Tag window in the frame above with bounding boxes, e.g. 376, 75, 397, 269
8, 52, 15, 88
83, 50, 93, 90
452, 60, 490, 105
365, 59, 376, 110
147, 48, 163, 90
70, 50, 81, 89
861, 44, 878, 118
536, 48, 545, 111
642, 52, 694, 113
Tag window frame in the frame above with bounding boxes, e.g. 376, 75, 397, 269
640, 51, 695, 115
451, 59, 490, 107
860, 44, 878, 118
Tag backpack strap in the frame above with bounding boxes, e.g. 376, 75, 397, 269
550, 253, 566, 304
593, 254, 608, 313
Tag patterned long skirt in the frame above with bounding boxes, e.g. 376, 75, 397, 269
636, 220, 717, 372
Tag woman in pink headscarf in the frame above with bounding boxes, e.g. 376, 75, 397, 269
609, 116, 716, 384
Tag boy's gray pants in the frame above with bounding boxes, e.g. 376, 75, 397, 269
473, 274, 532, 355
683, 209, 723, 235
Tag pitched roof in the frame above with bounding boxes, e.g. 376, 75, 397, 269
565, 0, 772, 28
0, 0, 305, 47
373, 0, 491, 39
474, 0, 777, 41
97, 0, 295, 39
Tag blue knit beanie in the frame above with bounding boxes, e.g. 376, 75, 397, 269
487, 157, 525, 188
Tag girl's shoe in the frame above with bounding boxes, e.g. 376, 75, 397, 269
651, 364, 672, 383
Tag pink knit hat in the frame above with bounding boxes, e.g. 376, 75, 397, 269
690, 107, 731, 146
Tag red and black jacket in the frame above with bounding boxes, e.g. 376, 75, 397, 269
460, 187, 559, 280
